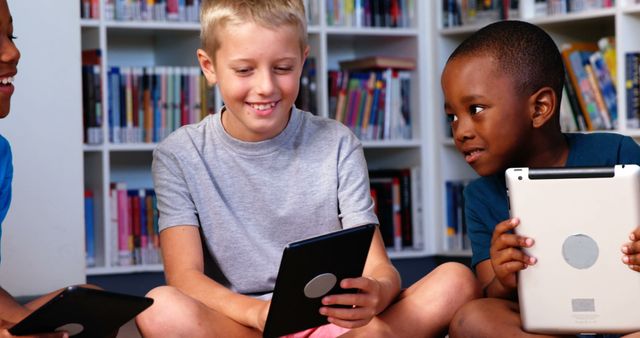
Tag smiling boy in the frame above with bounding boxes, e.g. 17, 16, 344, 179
135, 1, 478, 337
441, 20, 640, 337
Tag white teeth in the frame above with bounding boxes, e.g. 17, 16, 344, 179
0, 77, 13, 85
250, 102, 276, 111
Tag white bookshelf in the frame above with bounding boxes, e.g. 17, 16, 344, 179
82, 1, 432, 275
431, 1, 640, 256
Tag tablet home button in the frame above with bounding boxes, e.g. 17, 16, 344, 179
562, 234, 599, 269
55, 323, 84, 336
304, 273, 337, 298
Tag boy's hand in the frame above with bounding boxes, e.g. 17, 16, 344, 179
490, 218, 537, 290
318, 276, 381, 329
621, 227, 640, 272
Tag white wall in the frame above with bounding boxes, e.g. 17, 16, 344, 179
0, 0, 85, 296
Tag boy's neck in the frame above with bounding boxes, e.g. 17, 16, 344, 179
526, 130, 569, 168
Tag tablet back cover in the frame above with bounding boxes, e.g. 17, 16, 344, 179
506, 165, 640, 334
263, 224, 375, 338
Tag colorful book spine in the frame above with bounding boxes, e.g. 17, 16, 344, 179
84, 189, 96, 267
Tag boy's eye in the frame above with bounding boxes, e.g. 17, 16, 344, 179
274, 66, 294, 73
234, 68, 252, 75
8, 34, 16, 41
469, 105, 484, 115
446, 114, 458, 123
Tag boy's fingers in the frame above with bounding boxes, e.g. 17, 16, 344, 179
493, 233, 534, 250
492, 218, 519, 239
494, 247, 536, 267
622, 254, 640, 266
630, 227, 640, 241
621, 241, 640, 255
320, 305, 373, 322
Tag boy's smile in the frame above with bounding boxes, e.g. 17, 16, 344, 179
199, 21, 308, 142
0, 0, 18, 118
441, 55, 532, 176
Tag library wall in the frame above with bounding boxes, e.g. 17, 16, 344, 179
0, 0, 86, 296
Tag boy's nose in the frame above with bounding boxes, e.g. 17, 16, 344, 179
255, 69, 275, 95
0, 38, 19, 64
453, 116, 474, 142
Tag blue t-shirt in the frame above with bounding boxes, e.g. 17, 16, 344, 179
465, 132, 640, 268
0, 135, 12, 262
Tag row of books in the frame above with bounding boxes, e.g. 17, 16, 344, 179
370, 168, 422, 251
559, 38, 618, 132
110, 184, 162, 267
296, 58, 319, 115
326, 0, 415, 28
443, 0, 520, 28
444, 180, 470, 252
443, 0, 614, 28
84, 185, 163, 268
328, 56, 414, 141
106, 65, 214, 144
92, 0, 202, 22
627, 52, 640, 129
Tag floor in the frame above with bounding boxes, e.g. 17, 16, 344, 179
118, 319, 142, 338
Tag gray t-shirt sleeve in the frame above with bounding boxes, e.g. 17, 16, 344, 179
152, 143, 200, 230
336, 133, 378, 228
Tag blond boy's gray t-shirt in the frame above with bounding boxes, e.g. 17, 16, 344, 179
152, 107, 378, 295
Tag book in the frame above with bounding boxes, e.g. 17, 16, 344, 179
561, 43, 606, 130
339, 56, 416, 71
626, 52, 640, 129
84, 189, 96, 268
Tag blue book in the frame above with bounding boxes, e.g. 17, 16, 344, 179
84, 190, 95, 267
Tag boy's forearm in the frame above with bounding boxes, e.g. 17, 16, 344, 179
167, 269, 265, 329
0, 286, 28, 324
366, 263, 402, 313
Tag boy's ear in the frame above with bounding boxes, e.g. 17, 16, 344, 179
528, 86, 557, 128
197, 48, 217, 86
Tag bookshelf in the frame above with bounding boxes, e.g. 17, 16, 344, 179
432, 0, 640, 256
81, 0, 433, 276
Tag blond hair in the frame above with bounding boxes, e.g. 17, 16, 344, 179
200, 0, 308, 58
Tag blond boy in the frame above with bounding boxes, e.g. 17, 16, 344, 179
135, 1, 478, 337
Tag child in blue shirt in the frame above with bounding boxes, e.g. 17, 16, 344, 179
0, 1, 69, 337
441, 20, 640, 337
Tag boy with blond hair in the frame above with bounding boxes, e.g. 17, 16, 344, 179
442, 20, 640, 337
135, 0, 479, 337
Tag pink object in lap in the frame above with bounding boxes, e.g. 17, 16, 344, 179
281, 324, 350, 338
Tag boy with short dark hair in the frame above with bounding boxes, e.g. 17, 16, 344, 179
135, 0, 479, 337
441, 20, 640, 337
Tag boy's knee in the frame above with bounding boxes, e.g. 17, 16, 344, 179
432, 262, 480, 300
136, 286, 192, 335
449, 298, 489, 337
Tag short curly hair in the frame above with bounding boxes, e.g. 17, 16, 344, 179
448, 20, 565, 109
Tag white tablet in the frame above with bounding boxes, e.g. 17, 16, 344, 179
263, 223, 375, 338
506, 164, 640, 335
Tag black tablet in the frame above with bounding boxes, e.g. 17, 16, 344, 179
263, 223, 376, 338
9, 285, 153, 338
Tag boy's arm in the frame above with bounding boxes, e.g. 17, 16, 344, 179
360, 227, 401, 313
160, 225, 269, 331
0, 287, 28, 326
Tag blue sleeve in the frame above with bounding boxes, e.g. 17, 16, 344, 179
0, 137, 12, 225
618, 136, 640, 164
464, 183, 493, 269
